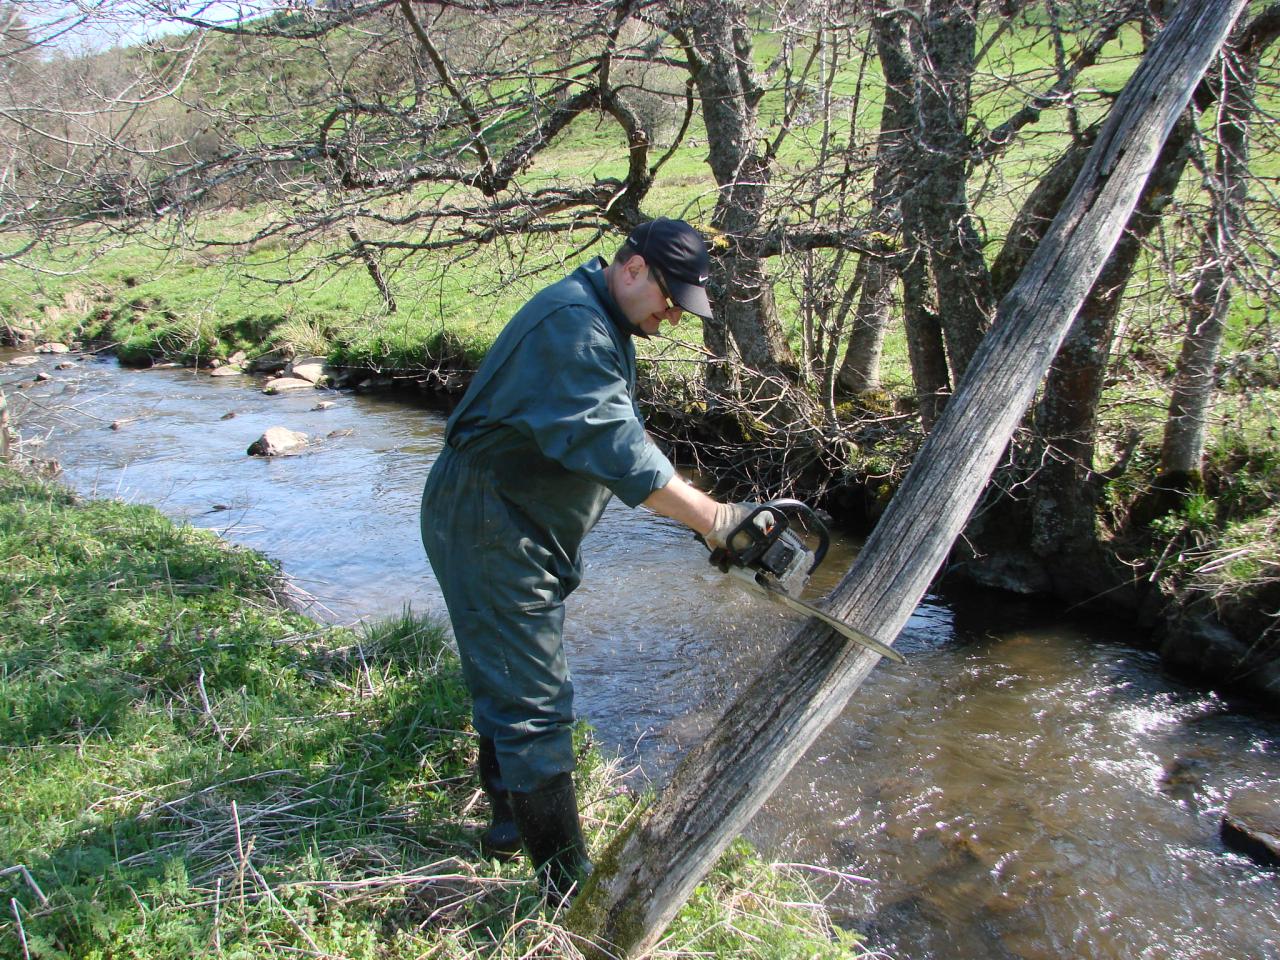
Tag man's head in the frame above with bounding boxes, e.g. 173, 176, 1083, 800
608, 218, 713, 337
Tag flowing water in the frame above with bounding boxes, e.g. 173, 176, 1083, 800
5, 351, 1278, 959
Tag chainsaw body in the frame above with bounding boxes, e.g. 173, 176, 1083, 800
706, 499, 906, 664
708, 499, 830, 599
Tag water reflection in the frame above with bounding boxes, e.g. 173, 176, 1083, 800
5, 351, 1278, 960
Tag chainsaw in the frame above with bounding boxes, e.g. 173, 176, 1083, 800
706, 499, 905, 664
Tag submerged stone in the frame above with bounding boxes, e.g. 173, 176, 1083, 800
1221, 787, 1280, 868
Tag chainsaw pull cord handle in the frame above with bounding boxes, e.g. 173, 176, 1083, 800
760, 498, 829, 575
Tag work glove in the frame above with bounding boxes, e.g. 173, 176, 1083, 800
705, 501, 772, 554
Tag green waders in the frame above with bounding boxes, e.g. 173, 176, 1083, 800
419, 258, 675, 898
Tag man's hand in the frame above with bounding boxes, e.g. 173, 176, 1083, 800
706, 501, 770, 553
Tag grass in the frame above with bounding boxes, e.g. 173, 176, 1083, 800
0, 462, 871, 960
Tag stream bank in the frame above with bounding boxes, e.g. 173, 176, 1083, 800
5, 332, 1277, 706
0, 460, 857, 960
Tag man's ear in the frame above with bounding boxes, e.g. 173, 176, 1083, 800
624, 254, 646, 283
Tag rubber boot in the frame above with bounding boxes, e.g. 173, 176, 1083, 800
476, 737, 522, 860
509, 773, 593, 905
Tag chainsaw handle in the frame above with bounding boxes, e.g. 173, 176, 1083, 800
762, 498, 829, 575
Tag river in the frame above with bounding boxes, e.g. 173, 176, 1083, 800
4, 350, 1278, 959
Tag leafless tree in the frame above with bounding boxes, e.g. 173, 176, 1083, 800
958, 2, 1280, 602
1159, 6, 1280, 489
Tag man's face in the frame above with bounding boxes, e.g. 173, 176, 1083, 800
632, 262, 684, 336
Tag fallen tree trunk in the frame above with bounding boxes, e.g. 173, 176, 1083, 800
566, 0, 1248, 955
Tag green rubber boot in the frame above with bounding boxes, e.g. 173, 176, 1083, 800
476, 737, 522, 860
509, 773, 593, 905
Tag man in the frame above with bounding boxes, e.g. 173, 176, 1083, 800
420, 218, 756, 902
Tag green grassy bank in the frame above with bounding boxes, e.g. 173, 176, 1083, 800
0, 225, 522, 375
0, 462, 867, 959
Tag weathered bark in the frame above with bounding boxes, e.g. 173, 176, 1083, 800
567, 2, 1245, 954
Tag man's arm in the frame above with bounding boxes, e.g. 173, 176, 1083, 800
642, 472, 718, 535
643, 474, 757, 552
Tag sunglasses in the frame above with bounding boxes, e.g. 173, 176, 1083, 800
650, 265, 676, 312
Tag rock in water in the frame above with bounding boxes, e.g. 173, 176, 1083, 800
248, 349, 289, 374
1221, 787, 1280, 868
287, 356, 328, 384
263, 377, 315, 394
247, 427, 308, 457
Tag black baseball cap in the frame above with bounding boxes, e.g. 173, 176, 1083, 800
627, 218, 714, 319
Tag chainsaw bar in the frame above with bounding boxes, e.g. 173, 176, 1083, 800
727, 566, 906, 664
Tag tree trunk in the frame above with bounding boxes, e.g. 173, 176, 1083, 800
567, 2, 1245, 955
836, 3, 913, 397
688, 1, 798, 393
898, 0, 994, 386
970, 117, 1195, 593
1158, 46, 1256, 487
836, 252, 893, 395
1028, 119, 1194, 572
868, 5, 950, 427
989, 135, 1093, 303
901, 246, 950, 429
